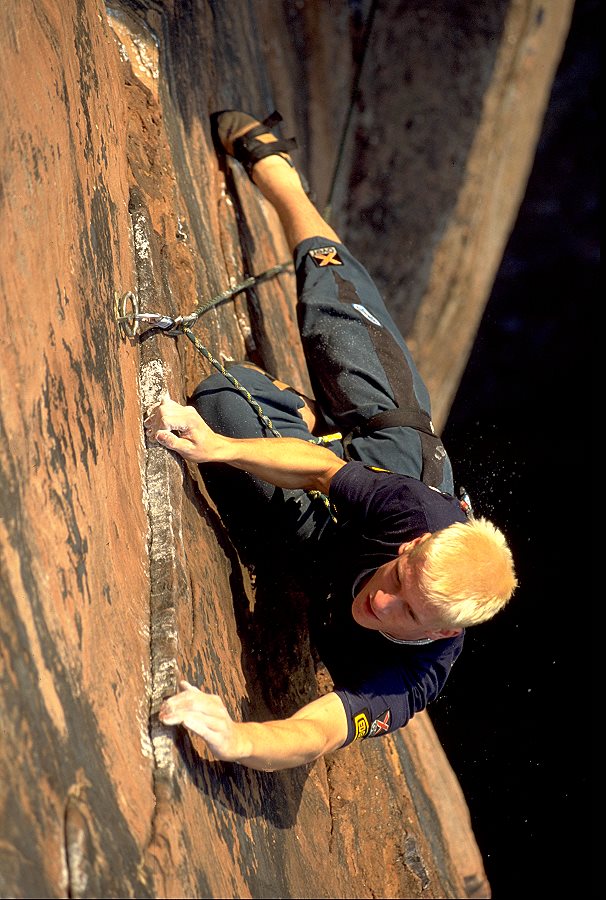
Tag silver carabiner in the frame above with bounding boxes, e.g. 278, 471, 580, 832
132, 313, 177, 330
115, 292, 177, 337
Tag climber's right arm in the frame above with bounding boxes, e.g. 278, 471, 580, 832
144, 397, 345, 494
159, 681, 348, 771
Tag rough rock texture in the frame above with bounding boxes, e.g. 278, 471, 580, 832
0, 1, 572, 898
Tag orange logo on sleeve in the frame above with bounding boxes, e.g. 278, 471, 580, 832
309, 246, 343, 267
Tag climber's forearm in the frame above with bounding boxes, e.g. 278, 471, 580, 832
216, 434, 345, 493
234, 694, 349, 770
159, 683, 348, 771
145, 397, 346, 493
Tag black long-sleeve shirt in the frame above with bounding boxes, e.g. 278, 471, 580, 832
313, 462, 467, 746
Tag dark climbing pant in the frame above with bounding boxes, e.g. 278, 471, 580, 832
190, 236, 454, 553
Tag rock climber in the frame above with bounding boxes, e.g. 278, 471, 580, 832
144, 110, 517, 771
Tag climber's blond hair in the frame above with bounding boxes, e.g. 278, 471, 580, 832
410, 518, 518, 628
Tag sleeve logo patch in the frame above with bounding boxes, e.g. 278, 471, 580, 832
309, 246, 343, 267
369, 709, 391, 737
352, 709, 371, 741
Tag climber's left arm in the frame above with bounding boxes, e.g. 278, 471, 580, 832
159, 681, 348, 771
144, 397, 345, 494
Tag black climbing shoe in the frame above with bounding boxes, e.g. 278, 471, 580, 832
211, 109, 310, 194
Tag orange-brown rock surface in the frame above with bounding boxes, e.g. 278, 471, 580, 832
0, 1, 573, 897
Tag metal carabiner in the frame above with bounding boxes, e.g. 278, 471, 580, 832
459, 486, 475, 520
131, 312, 177, 330
114, 292, 178, 337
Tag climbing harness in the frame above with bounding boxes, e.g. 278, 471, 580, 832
115, 262, 337, 522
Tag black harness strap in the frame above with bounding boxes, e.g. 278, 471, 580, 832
352, 406, 435, 436
342, 407, 447, 487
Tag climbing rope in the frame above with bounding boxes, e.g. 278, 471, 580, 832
180, 326, 281, 437
115, 263, 337, 522
115, 261, 294, 338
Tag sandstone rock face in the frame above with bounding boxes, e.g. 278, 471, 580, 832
0, 1, 572, 897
